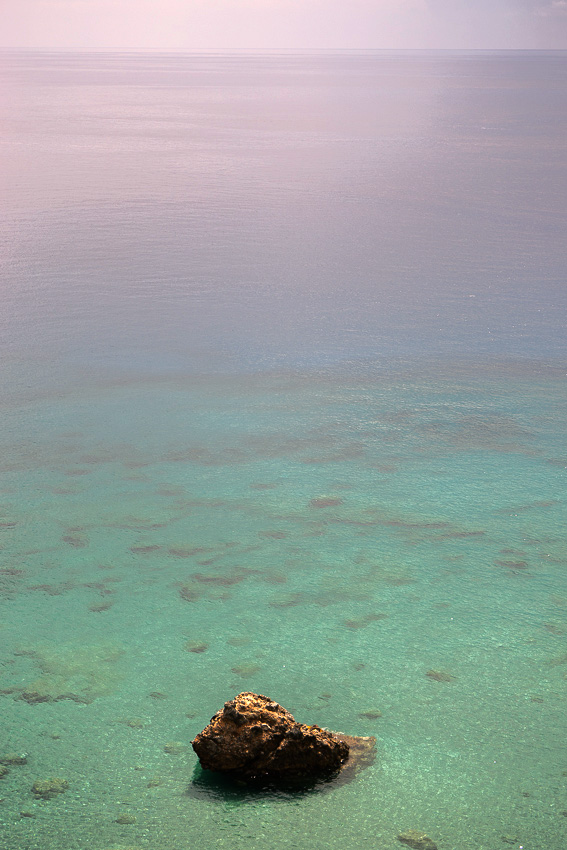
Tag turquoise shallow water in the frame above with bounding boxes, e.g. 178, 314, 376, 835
1, 51, 567, 850
1, 359, 566, 850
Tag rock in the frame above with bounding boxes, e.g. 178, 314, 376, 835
192, 691, 350, 786
100, 844, 142, 850
397, 829, 438, 850
184, 641, 208, 654
163, 741, 187, 754
359, 709, 383, 720
230, 662, 262, 677
102, 846, 142, 850
20, 690, 54, 704
1, 753, 28, 765
31, 777, 69, 799
310, 497, 343, 508
330, 732, 376, 786
101, 846, 141, 850
115, 813, 136, 824
426, 669, 455, 683
88, 599, 113, 613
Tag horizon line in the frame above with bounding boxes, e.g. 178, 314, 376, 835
2, 46, 566, 54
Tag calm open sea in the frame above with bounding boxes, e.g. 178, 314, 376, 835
1, 50, 566, 850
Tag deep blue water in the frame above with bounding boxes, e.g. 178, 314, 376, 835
0, 51, 566, 850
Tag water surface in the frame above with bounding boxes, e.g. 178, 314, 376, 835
1, 51, 566, 850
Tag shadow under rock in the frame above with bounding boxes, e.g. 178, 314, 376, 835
186, 733, 376, 802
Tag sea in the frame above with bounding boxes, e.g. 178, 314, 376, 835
0, 50, 566, 850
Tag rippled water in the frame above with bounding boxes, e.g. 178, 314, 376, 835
1, 51, 566, 850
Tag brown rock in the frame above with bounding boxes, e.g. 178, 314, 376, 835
192, 691, 349, 786
397, 829, 438, 850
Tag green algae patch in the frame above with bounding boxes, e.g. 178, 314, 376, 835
1, 753, 28, 765
397, 830, 438, 850
101, 846, 142, 850
230, 662, 262, 677
114, 813, 137, 824
163, 741, 187, 754
184, 640, 209, 653
426, 669, 456, 683
31, 777, 69, 799
15, 642, 123, 704
358, 709, 383, 720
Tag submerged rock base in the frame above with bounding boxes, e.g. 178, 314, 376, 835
331, 731, 377, 786
192, 692, 356, 786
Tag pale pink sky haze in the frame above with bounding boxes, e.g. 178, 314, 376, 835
1, 0, 566, 50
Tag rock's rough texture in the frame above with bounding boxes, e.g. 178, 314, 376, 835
192, 692, 350, 785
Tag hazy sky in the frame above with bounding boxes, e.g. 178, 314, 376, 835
1, 0, 566, 50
